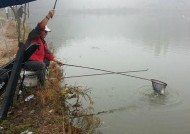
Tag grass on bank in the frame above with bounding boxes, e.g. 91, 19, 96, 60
0, 61, 101, 134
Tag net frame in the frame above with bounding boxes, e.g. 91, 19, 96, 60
151, 79, 167, 94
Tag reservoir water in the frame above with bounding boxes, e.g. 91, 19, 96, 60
28, 0, 190, 133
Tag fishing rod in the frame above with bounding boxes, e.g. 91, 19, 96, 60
53, 0, 58, 9
64, 69, 149, 78
50, 0, 58, 19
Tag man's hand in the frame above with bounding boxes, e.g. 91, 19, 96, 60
53, 58, 63, 66
57, 61, 63, 66
48, 9, 55, 19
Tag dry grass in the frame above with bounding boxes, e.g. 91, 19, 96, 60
0, 18, 31, 65
0, 62, 101, 133
0, 20, 17, 64
36, 63, 64, 108
34, 63, 101, 133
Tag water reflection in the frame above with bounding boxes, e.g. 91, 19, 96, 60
51, 9, 190, 57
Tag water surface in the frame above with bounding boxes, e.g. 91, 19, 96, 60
29, 0, 190, 133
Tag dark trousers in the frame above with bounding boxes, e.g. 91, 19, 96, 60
23, 59, 50, 85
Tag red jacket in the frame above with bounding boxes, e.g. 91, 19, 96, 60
27, 23, 54, 62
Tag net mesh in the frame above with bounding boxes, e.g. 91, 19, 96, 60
151, 79, 167, 94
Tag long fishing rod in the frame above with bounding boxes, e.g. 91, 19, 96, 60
51, 0, 58, 19
62, 64, 150, 81
53, 0, 58, 9
64, 69, 148, 78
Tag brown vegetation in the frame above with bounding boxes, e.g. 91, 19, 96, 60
0, 19, 18, 64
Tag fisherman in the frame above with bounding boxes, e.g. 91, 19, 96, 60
24, 9, 63, 85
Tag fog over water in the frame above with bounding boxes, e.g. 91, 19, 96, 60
31, 0, 190, 10
60, 0, 190, 9
27, 0, 190, 133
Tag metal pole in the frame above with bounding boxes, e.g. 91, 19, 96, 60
63, 64, 151, 81
64, 69, 148, 78
0, 42, 25, 119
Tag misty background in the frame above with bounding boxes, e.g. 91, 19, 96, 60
27, 0, 190, 133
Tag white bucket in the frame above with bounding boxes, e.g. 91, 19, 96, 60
20, 70, 38, 87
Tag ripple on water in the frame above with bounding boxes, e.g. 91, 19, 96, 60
139, 85, 181, 108
124, 85, 182, 113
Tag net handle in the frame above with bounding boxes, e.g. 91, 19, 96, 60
62, 63, 151, 81
64, 69, 149, 78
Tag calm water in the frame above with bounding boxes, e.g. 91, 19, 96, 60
28, 0, 190, 133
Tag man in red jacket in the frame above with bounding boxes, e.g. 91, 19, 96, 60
24, 9, 63, 85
